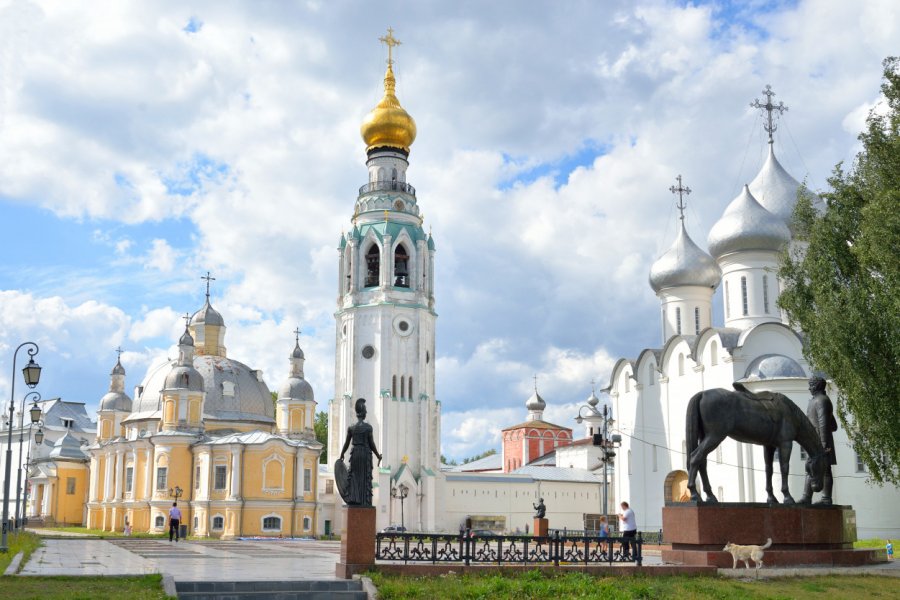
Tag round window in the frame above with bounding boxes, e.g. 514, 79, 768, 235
398, 321, 409, 332
362, 345, 375, 359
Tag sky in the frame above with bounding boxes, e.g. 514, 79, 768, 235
0, 0, 895, 461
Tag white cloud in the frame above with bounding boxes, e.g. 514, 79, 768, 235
0, 0, 896, 454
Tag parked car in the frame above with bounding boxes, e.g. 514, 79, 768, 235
469, 529, 496, 538
381, 525, 407, 533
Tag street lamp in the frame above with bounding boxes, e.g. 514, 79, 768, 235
574, 387, 621, 526
21, 415, 43, 528
14, 392, 41, 530
169, 485, 183, 501
391, 483, 409, 531
2, 342, 41, 553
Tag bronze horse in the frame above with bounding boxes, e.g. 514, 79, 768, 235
686, 385, 828, 505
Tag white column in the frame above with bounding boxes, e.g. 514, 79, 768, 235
42, 483, 52, 515
114, 450, 124, 500
381, 236, 392, 287
230, 447, 241, 499
144, 448, 153, 498
89, 456, 99, 502
104, 452, 114, 501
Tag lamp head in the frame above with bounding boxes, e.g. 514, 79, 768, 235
575, 415, 583, 424
34, 428, 44, 445
29, 400, 42, 424
23, 357, 42, 388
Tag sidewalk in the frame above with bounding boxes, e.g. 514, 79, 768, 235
20, 537, 341, 581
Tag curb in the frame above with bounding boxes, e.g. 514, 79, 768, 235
3, 552, 24, 576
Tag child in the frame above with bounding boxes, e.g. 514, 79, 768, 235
887, 540, 894, 560
599, 516, 609, 538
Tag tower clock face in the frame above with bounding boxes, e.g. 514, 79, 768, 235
361, 345, 375, 359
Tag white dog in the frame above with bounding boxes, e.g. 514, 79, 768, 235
723, 538, 772, 570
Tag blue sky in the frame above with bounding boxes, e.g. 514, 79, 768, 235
0, 0, 894, 459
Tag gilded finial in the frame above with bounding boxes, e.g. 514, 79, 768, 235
669, 175, 691, 222
379, 27, 401, 65
384, 209, 389, 223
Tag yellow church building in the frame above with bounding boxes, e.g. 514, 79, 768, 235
85, 290, 322, 538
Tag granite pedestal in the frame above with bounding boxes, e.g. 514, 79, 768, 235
335, 506, 376, 579
533, 518, 548, 537
661, 503, 886, 567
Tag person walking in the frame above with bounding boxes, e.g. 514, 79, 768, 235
618, 501, 637, 559
168, 502, 182, 542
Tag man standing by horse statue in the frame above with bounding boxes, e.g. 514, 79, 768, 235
799, 376, 838, 505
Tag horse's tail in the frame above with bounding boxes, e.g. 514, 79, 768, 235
685, 391, 704, 464
761, 538, 772, 550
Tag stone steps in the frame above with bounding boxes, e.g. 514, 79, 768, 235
175, 580, 367, 600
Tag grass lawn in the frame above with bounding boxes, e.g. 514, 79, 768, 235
368, 571, 900, 599
0, 532, 42, 574
39, 527, 173, 540
0, 575, 170, 599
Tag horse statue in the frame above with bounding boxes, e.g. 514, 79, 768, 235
685, 383, 828, 505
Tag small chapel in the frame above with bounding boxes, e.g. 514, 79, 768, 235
86, 288, 322, 538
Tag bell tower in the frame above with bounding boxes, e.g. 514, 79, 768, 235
331, 29, 440, 531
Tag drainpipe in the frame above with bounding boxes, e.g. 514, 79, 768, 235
187, 444, 196, 535
291, 447, 298, 538
206, 446, 213, 537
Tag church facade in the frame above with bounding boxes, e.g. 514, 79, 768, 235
85, 296, 322, 538
606, 93, 900, 538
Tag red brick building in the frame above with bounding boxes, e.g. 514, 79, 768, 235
500, 388, 572, 472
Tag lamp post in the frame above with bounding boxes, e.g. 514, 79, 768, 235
14, 392, 42, 530
575, 390, 621, 525
391, 483, 409, 531
2, 342, 41, 553
21, 416, 43, 528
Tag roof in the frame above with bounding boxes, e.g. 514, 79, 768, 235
502, 419, 572, 432
198, 430, 321, 449
511, 465, 603, 483
49, 431, 90, 460
649, 221, 721, 292
448, 453, 503, 472
39, 398, 96, 434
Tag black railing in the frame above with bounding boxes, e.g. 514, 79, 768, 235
359, 180, 416, 196
549, 528, 663, 545
375, 530, 642, 566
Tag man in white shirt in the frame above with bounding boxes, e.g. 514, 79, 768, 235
618, 501, 637, 559
168, 502, 182, 542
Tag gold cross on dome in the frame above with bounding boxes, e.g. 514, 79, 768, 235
379, 27, 402, 65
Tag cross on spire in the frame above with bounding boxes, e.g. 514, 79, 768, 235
201, 271, 216, 299
182, 312, 191, 328
590, 378, 596, 393
293, 326, 302, 345
750, 84, 788, 145
533, 374, 539, 392
669, 175, 691, 222
379, 27, 402, 65
115, 346, 124, 360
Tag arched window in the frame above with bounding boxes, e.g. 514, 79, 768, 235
710, 341, 718, 366
675, 307, 682, 335
678, 353, 685, 376
303, 516, 312, 531
155, 515, 165, 528
212, 515, 224, 530
400, 376, 406, 399
725, 281, 731, 319
647, 364, 654, 386
741, 276, 749, 316
365, 245, 380, 287
408, 376, 414, 399
394, 244, 410, 287
694, 306, 701, 334
392, 375, 397, 398
262, 515, 282, 531
762, 275, 770, 313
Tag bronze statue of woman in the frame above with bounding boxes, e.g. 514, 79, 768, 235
336, 398, 382, 507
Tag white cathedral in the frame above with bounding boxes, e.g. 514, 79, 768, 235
316, 34, 899, 540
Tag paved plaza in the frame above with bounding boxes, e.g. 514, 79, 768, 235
20, 537, 341, 581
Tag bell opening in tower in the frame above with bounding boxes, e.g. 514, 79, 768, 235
394, 244, 409, 288
365, 245, 380, 287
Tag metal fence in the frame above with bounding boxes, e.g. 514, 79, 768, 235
549, 528, 664, 545
375, 530, 643, 566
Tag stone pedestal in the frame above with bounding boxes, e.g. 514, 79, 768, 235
662, 503, 886, 567
533, 518, 549, 537
335, 506, 376, 579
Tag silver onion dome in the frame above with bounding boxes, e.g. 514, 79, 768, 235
749, 146, 823, 234
179, 328, 194, 346
649, 222, 722, 293
525, 390, 546, 412
708, 185, 790, 259
291, 341, 305, 360
164, 364, 205, 392
111, 358, 126, 376
744, 353, 806, 379
191, 299, 225, 327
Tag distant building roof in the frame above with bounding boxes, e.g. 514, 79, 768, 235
502, 419, 571, 432
447, 453, 503, 472
511, 465, 602, 483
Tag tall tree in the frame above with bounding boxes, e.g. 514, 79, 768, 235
315, 411, 329, 464
779, 57, 900, 484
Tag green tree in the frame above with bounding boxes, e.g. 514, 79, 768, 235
315, 411, 329, 464
462, 448, 498, 464
778, 57, 900, 484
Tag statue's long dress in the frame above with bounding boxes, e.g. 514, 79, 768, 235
347, 421, 375, 507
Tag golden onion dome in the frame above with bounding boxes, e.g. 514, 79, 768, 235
360, 63, 417, 152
